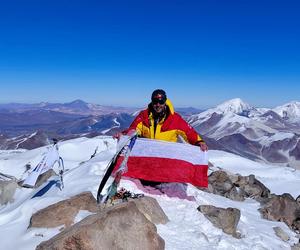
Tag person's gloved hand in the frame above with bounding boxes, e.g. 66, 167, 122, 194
196, 140, 208, 152
199, 141, 208, 152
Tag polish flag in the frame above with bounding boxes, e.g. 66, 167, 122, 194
115, 138, 208, 188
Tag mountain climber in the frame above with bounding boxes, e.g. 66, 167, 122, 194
118, 89, 208, 151
115, 89, 208, 190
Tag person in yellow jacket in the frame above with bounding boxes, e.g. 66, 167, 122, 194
124, 89, 208, 151
118, 89, 208, 192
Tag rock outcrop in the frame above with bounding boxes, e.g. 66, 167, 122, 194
36, 201, 165, 250
19, 169, 57, 188
259, 193, 300, 232
35, 169, 57, 188
131, 196, 169, 225
292, 242, 300, 250
197, 205, 241, 238
234, 174, 270, 201
29, 192, 98, 229
202, 170, 270, 202
0, 179, 18, 205
30, 193, 168, 230
204, 168, 300, 235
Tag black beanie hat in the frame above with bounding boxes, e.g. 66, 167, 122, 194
151, 89, 167, 102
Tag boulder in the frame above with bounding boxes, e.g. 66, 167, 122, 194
235, 174, 270, 201
296, 195, 300, 205
0, 179, 18, 205
292, 242, 300, 250
132, 196, 169, 225
202, 170, 271, 202
30, 193, 169, 231
36, 201, 165, 250
197, 205, 241, 238
35, 169, 57, 188
294, 219, 300, 232
208, 170, 234, 193
19, 169, 57, 188
100, 196, 169, 224
259, 193, 300, 231
204, 170, 245, 201
29, 192, 98, 229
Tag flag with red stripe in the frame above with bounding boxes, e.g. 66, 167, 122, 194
115, 138, 208, 187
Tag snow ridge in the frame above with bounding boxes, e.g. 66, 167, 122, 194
0, 137, 300, 250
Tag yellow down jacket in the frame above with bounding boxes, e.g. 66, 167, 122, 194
127, 99, 203, 145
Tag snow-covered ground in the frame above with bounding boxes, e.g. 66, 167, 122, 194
0, 136, 300, 250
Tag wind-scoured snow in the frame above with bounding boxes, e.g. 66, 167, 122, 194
0, 136, 299, 250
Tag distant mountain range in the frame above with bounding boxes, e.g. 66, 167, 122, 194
0, 100, 136, 149
0, 100, 202, 149
0, 99, 137, 115
188, 98, 300, 168
1, 98, 299, 169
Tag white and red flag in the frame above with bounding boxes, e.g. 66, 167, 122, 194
115, 137, 208, 187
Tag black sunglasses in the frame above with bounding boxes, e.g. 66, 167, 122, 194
152, 98, 166, 105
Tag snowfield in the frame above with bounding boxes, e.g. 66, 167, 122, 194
0, 136, 300, 250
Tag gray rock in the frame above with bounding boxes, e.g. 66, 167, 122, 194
227, 173, 239, 184
204, 166, 271, 202
209, 171, 234, 193
293, 220, 300, 232
100, 196, 169, 226
259, 193, 300, 231
29, 192, 98, 229
35, 169, 57, 188
36, 201, 165, 250
197, 205, 241, 238
292, 242, 300, 250
235, 174, 270, 201
227, 186, 245, 202
132, 196, 169, 225
30, 193, 169, 232
0, 179, 18, 205
296, 195, 300, 205
203, 170, 245, 201
19, 169, 57, 188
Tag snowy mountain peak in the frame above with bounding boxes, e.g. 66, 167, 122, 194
66, 99, 88, 106
216, 98, 253, 116
64, 99, 90, 110
273, 101, 300, 119
38, 102, 49, 107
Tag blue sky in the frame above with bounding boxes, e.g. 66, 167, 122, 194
0, 0, 299, 108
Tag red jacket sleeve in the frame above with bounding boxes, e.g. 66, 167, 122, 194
122, 111, 145, 135
174, 113, 203, 145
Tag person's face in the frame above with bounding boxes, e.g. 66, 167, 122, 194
152, 98, 166, 113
